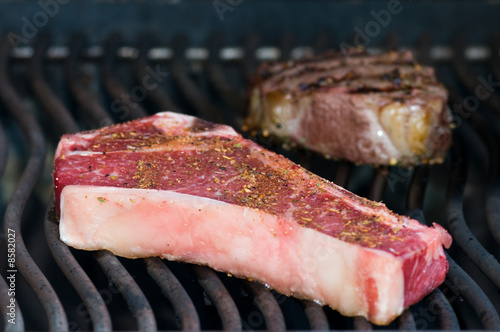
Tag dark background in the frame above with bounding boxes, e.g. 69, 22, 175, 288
0, 0, 498, 47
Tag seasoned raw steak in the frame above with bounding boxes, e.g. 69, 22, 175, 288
54, 112, 451, 325
246, 50, 452, 166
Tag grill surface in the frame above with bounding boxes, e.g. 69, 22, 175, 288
1, 1, 500, 331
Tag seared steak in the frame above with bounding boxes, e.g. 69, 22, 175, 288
54, 112, 451, 325
246, 50, 452, 166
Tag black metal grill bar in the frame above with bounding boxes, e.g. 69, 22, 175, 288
397, 309, 416, 331
489, 34, 500, 74
489, 34, 500, 116
406, 166, 429, 212
171, 35, 225, 124
0, 119, 8, 330
144, 257, 201, 331
486, 183, 500, 245
446, 35, 500, 320
425, 289, 460, 330
94, 251, 157, 332
0, 54, 24, 332
409, 214, 462, 331
0, 36, 67, 331
445, 131, 500, 325
102, 33, 147, 121
448, 54, 500, 181
384, 32, 399, 52
452, 107, 500, 245
190, 265, 242, 331
64, 58, 179, 331
0, 119, 7, 179
463, 103, 500, 180
134, 36, 180, 113
66, 34, 112, 128
31, 35, 114, 331
313, 31, 332, 54
244, 281, 286, 331
449, 37, 500, 249
277, 33, 296, 61
368, 167, 389, 202
3, 29, 500, 331
446, 254, 500, 330
415, 31, 433, 65
445, 129, 500, 291
406, 168, 461, 331
301, 300, 329, 331
333, 161, 352, 188
44, 203, 112, 332
28, 33, 79, 135
353, 316, 372, 330
297, 151, 313, 171
206, 33, 246, 128
452, 34, 500, 115
67, 44, 247, 331
241, 34, 262, 82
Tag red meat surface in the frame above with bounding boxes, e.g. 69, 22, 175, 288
54, 112, 451, 325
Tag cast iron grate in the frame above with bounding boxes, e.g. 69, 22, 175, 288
1, 30, 500, 331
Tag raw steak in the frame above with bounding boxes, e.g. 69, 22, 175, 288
54, 112, 451, 325
246, 50, 452, 166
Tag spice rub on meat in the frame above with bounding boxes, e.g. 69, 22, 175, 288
54, 112, 451, 325
246, 50, 452, 166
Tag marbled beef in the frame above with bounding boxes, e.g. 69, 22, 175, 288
54, 112, 451, 325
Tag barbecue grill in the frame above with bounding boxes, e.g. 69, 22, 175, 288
1, 0, 500, 331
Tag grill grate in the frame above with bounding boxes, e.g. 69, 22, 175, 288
1, 29, 500, 331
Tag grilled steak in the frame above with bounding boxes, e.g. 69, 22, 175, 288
54, 112, 451, 325
246, 50, 452, 166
